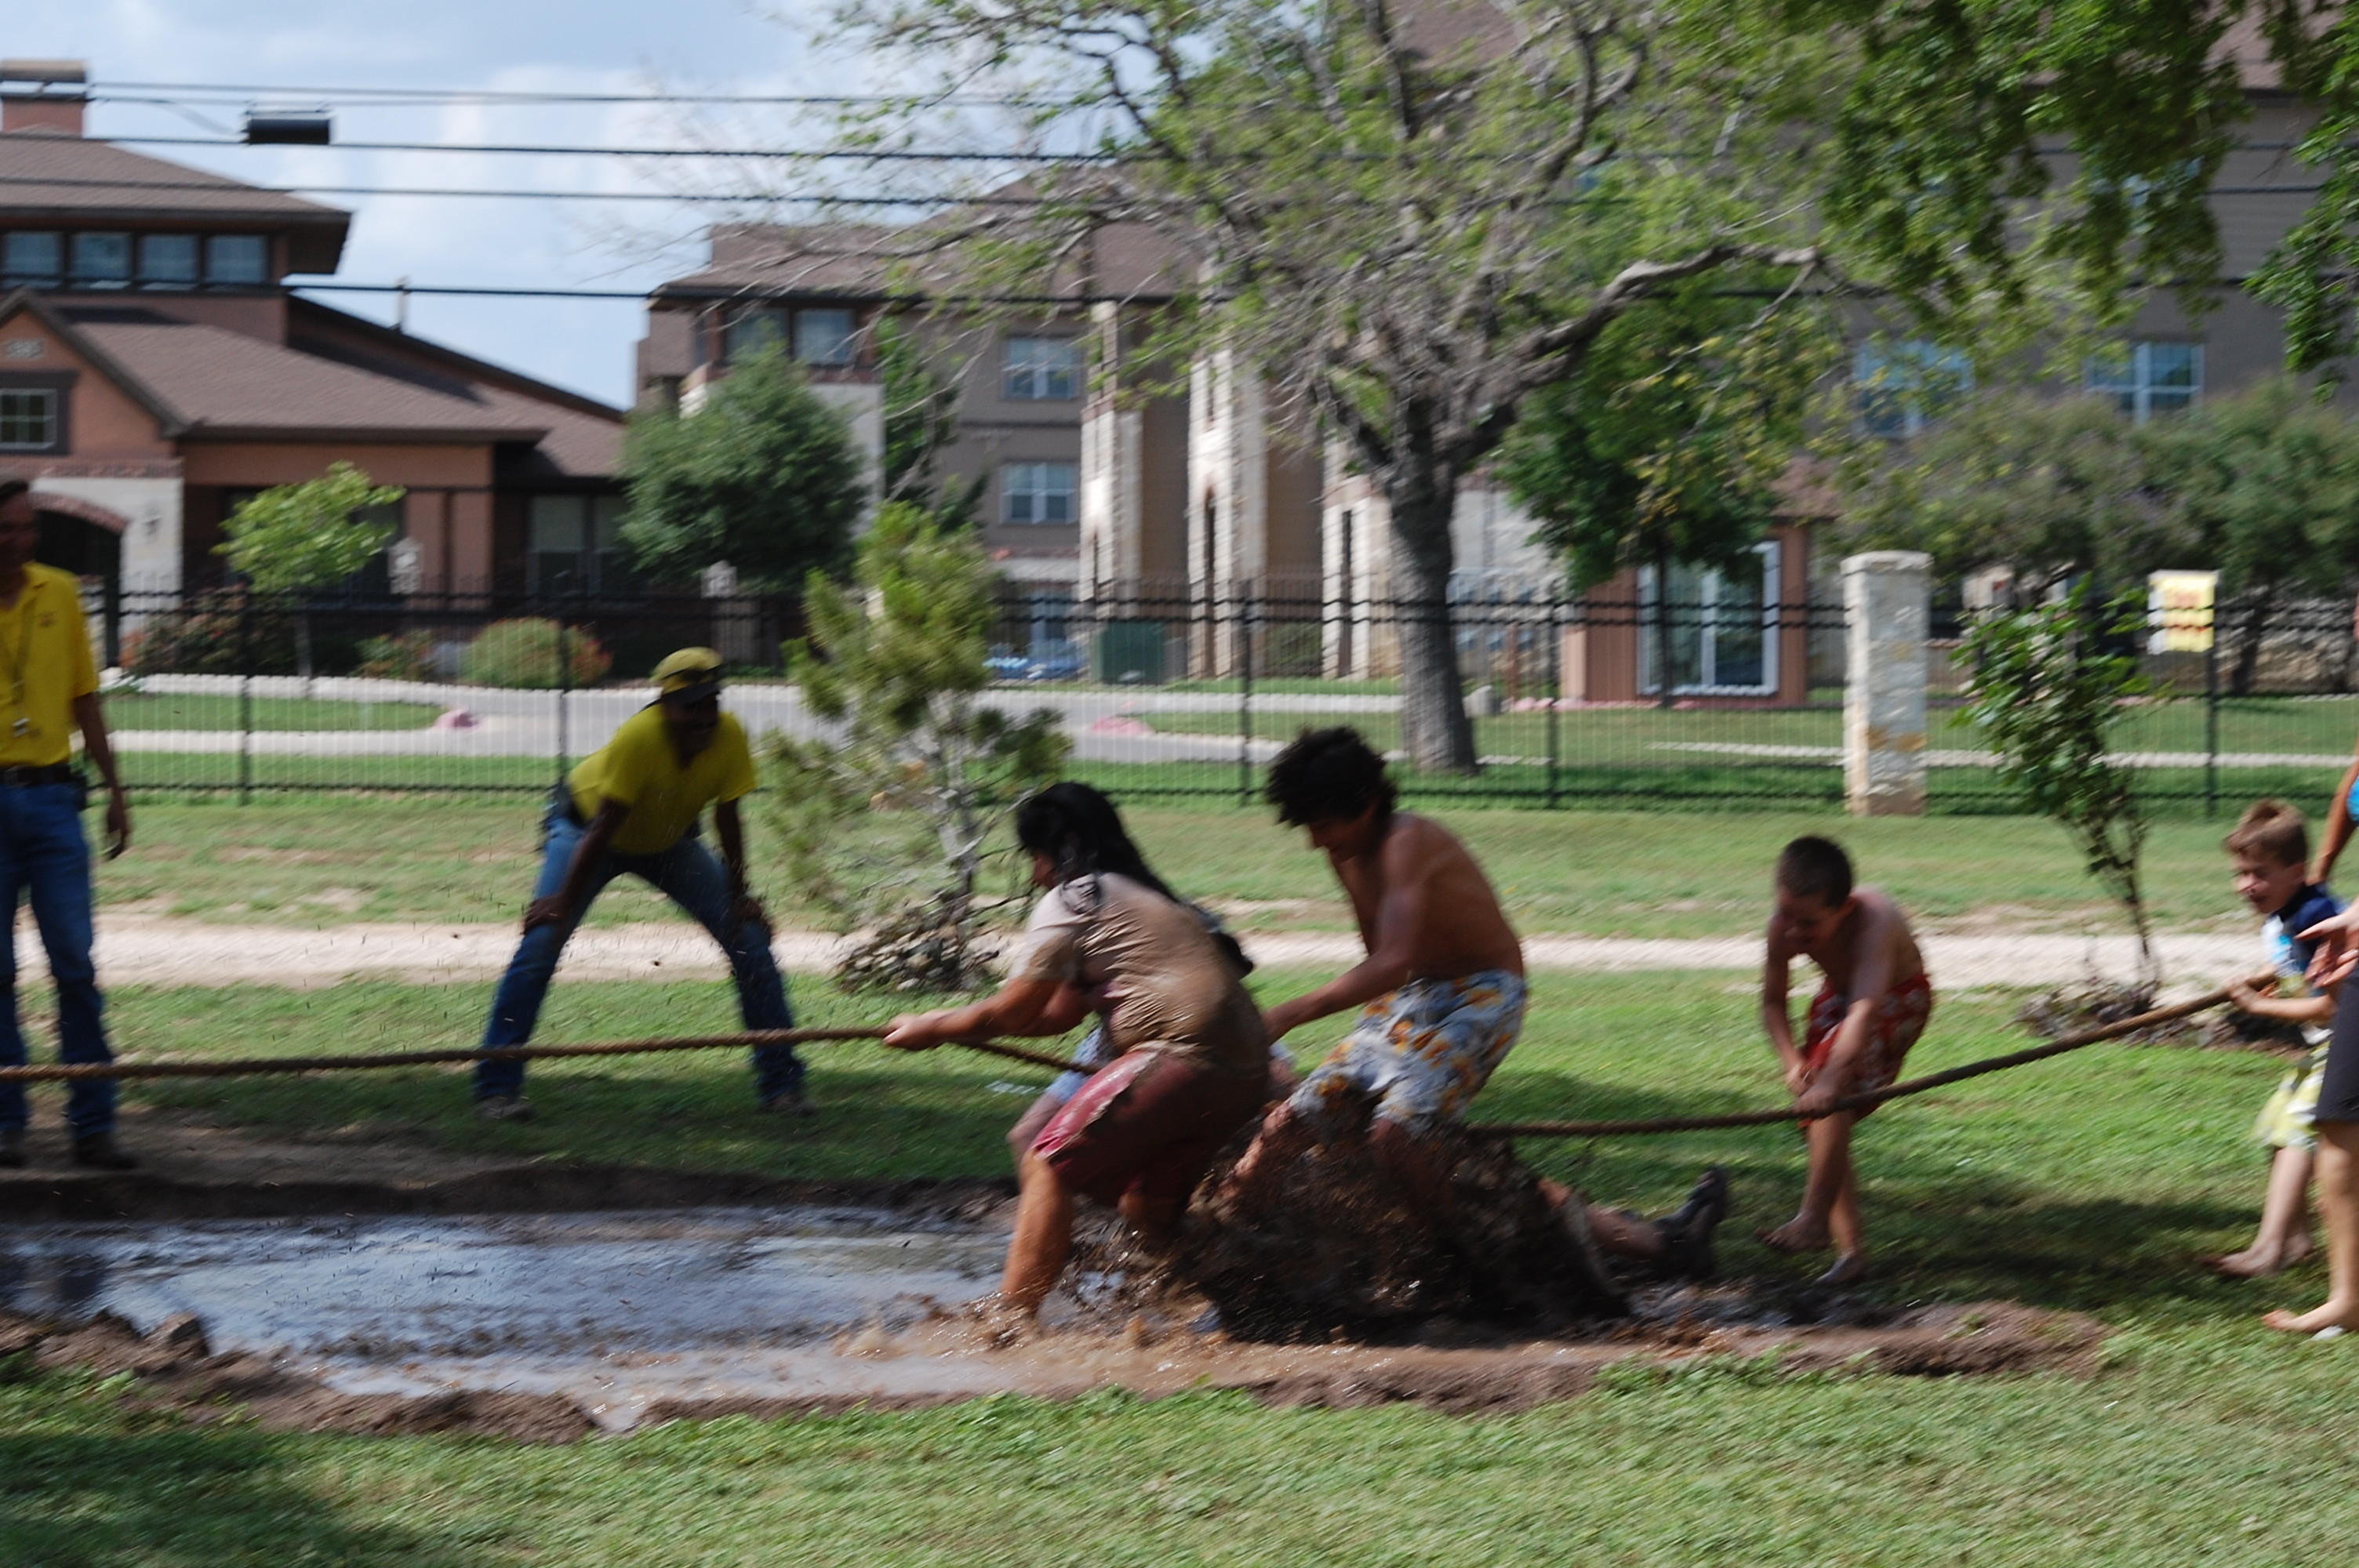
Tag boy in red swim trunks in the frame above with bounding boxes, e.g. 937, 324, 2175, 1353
1758, 836, 1932, 1286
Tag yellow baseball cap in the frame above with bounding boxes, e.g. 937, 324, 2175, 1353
651, 647, 724, 702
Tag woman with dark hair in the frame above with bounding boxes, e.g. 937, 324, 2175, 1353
886, 782, 1270, 1318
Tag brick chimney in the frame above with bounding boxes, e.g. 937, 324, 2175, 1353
1, 60, 89, 136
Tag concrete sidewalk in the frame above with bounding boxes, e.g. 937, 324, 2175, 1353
24, 917, 2255, 992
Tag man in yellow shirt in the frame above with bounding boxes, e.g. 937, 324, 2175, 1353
0, 479, 135, 1171
474, 647, 805, 1120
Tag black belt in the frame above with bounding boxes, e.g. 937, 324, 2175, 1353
0, 764, 77, 788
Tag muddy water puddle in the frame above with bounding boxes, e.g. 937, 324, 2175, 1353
0, 1206, 1025, 1428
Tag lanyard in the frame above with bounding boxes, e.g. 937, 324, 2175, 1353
0, 577, 42, 739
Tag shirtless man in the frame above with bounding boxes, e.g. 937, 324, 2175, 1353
1757, 835, 1932, 1286
1216, 728, 1727, 1274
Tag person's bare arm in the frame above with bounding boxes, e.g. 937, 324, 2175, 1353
526, 799, 630, 932
2306, 906, 2359, 989
713, 797, 768, 933
71, 692, 129, 860
1794, 901, 1903, 1116
2225, 975, 2336, 1025
884, 976, 1089, 1048
1761, 923, 1803, 1092
1262, 829, 1430, 1040
2317, 755, 2359, 885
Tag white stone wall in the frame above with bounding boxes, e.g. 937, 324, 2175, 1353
31, 477, 180, 592
1843, 550, 1931, 816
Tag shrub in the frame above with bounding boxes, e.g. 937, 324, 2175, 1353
459, 619, 611, 689
121, 592, 296, 676
355, 631, 442, 681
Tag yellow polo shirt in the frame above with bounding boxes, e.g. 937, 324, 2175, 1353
568, 705, 757, 855
0, 564, 98, 768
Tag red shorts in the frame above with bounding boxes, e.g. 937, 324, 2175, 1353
1030, 1047, 1267, 1207
1802, 971, 1934, 1116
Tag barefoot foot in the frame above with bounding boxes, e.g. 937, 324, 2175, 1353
2263, 1301, 2359, 1335
1814, 1250, 1870, 1287
1757, 1216, 1832, 1254
2205, 1247, 2290, 1279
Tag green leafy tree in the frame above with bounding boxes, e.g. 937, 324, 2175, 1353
1834, 390, 2187, 602
1497, 285, 1833, 706
214, 460, 405, 680
878, 314, 985, 526
769, 503, 1068, 990
814, 0, 2276, 771
619, 343, 867, 591
2145, 379, 2359, 692
1960, 587, 2158, 987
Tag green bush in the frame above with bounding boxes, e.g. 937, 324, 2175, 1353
355, 630, 441, 681
459, 619, 611, 689
122, 592, 296, 676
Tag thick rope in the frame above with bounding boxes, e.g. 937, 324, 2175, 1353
1471, 984, 2237, 1138
0, 1027, 1092, 1083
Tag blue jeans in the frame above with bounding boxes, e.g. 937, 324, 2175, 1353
476, 802, 799, 1102
0, 782, 114, 1137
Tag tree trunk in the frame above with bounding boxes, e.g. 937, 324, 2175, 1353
1384, 475, 1478, 774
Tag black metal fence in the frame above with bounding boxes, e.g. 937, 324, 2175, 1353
82, 583, 2359, 818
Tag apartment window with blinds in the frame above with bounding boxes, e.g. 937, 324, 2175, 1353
528, 495, 639, 596
1003, 336, 1081, 399
1002, 461, 1078, 525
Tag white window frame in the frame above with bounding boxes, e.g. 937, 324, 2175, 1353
1637, 539, 1782, 696
1001, 460, 1079, 525
1003, 336, 1081, 400
2085, 340, 2202, 423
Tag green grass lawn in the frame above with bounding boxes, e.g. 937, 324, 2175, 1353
7, 969, 2358, 1564
89, 797, 2292, 937
104, 693, 443, 731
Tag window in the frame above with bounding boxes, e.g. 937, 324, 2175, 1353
1002, 461, 1078, 525
69, 232, 132, 289
1003, 336, 1081, 400
528, 494, 638, 596
1854, 340, 1972, 437
2086, 341, 2201, 423
1638, 540, 1782, 695
2, 233, 61, 287
137, 234, 199, 289
725, 307, 787, 360
0, 389, 56, 451
205, 234, 269, 285
792, 307, 856, 366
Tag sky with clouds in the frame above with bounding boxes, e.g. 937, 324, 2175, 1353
5, 0, 863, 407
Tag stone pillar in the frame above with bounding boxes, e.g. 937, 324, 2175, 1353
1843, 551, 1930, 817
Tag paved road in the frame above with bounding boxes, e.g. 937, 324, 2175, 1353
31, 917, 2254, 993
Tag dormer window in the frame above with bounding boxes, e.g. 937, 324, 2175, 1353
69, 232, 131, 289
138, 234, 199, 289
1, 233, 61, 288
205, 234, 268, 285
0, 389, 60, 452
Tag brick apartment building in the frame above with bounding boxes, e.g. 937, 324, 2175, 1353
0, 61, 624, 652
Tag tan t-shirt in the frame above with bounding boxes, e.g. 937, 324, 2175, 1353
1010, 872, 1268, 1079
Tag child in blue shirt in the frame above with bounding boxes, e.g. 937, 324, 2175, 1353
2207, 800, 2344, 1279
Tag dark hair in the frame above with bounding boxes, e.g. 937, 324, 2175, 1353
0, 479, 29, 512
1013, 782, 1251, 973
2226, 798, 2308, 869
1265, 726, 1397, 827
1776, 836, 1854, 906
1015, 782, 1183, 903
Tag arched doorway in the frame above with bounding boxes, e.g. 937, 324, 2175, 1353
30, 496, 126, 668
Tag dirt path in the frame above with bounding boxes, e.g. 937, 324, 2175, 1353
26, 915, 2255, 990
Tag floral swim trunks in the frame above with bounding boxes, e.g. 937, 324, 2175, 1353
2254, 1044, 2330, 1152
1802, 971, 1934, 1116
1287, 970, 1528, 1138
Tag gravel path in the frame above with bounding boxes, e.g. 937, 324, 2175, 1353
24, 917, 2256, 992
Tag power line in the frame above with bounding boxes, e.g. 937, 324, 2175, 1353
0, 172, 1027, 206
104, 133, 1104, 162
90, 82, 1063, 108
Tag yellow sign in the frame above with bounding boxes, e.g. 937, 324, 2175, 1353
2147, 570, 2218, 654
